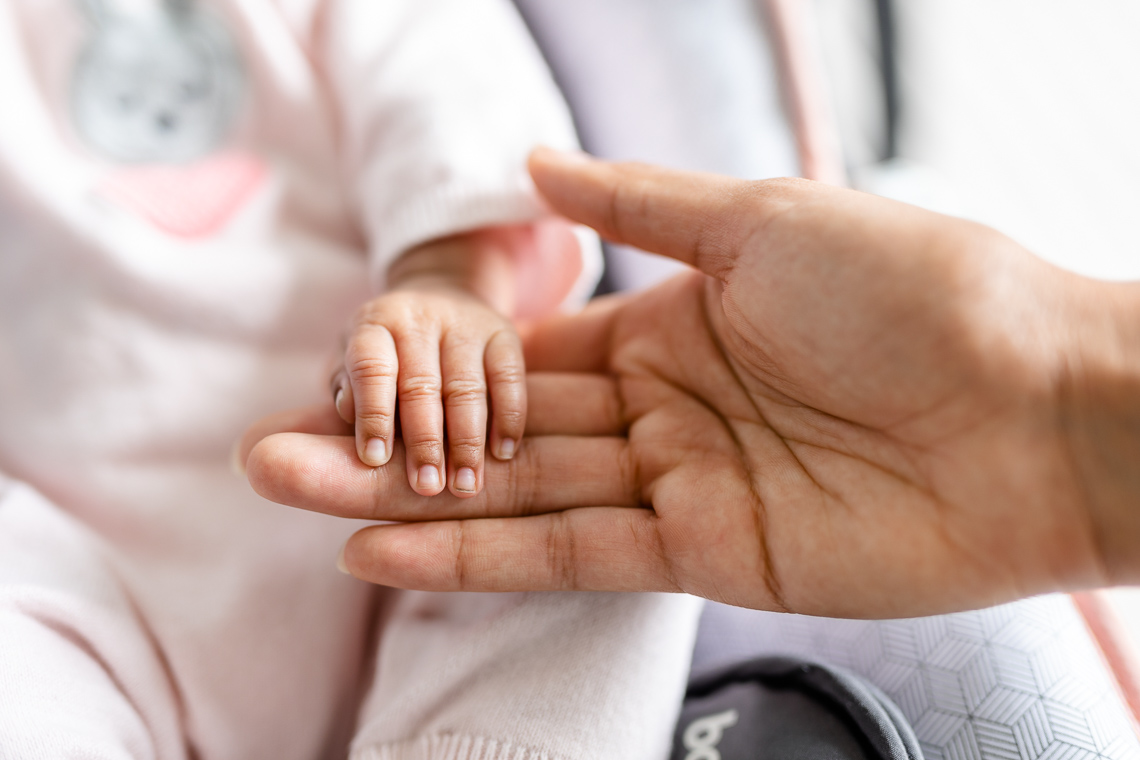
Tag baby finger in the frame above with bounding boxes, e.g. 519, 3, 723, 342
345, 324, 398, 467
331, 369, 354, 424
440, 333, 488, 497
486, 329, 526, 460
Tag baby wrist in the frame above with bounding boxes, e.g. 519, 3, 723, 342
386, 230, 516, 315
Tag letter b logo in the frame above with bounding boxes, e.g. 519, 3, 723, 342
682, 709, 739, 760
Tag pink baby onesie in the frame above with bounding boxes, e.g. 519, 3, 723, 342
0, 1, 702, 758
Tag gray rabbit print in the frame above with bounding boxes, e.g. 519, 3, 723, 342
71, 0, 244, 163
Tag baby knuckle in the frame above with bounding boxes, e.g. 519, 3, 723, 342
403, 430, 442, 451
355, 407, 394, 427
495, 408, 525, 428
488, 363, 525, 386
350, 305, 379, 327
347, 320, 395, 352
443, 377, 486, 404
448, 437, 484, 460
399, 375, 443, 399
407, 443, 443, 465
485, 329, 521, 350
346, 354, 397, 381
355, 294, 412, 322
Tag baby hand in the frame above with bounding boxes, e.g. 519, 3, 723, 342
331, 236, 525, 497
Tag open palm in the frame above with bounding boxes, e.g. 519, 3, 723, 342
245, 152, 1108, 618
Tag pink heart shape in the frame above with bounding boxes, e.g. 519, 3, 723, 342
98, 151, 266, 239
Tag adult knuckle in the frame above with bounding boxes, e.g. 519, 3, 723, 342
544, 513, 578, 590
452, 523, 471, 591
617, 446, 640, 504
367, 465, 399, 518
609, 173, 652, 241
506, 446, 540, 517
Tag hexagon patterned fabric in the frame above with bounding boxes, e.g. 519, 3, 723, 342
693, 594, 1140, 760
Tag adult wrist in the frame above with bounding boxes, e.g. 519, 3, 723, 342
1055, 277, 1140, 585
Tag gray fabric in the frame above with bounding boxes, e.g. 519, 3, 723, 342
511, 0, 799, 292
70, 0, 244, 163
674, 656, 922, 760
692, 596, 1140, 760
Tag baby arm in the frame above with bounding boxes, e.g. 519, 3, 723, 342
317, 0, 595, 496
332, 227, 525, 498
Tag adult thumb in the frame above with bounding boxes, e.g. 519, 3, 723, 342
527, 147, 815, 280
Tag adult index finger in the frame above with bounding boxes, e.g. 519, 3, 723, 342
245, 433, 639, 522
234, 403, 350, 475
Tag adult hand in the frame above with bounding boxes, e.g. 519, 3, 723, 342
243, 149, 1140, 618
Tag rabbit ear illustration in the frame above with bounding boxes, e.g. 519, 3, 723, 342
69, 0, 246, 163
75, 0, 111, 28
164, 0, 194, 21
77, 0, 196, 27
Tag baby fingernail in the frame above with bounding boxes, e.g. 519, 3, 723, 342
417, 465, 441, 492
455, 467, 477, 493
498, 439, 516, 460
336, 545, 350, 575
364, 438, 389, 466
334, 386, 348, 418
